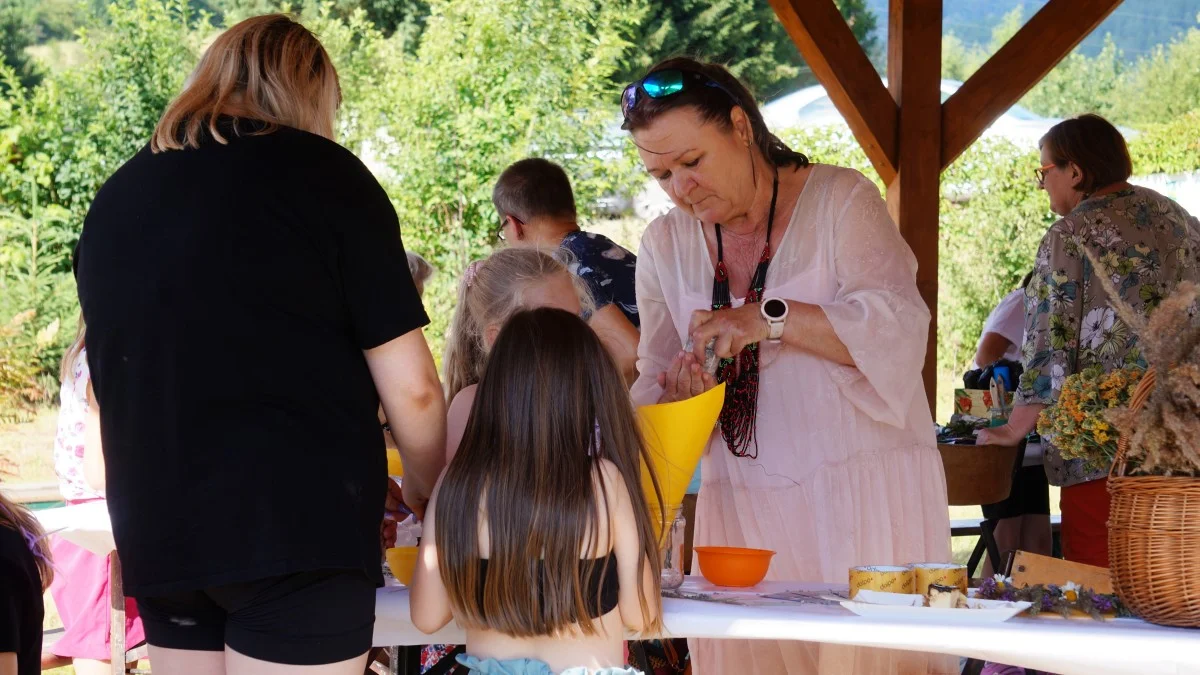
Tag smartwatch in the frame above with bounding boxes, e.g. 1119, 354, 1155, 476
761, 297, 789, 341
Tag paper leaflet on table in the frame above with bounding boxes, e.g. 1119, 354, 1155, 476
393, 514, 421, 547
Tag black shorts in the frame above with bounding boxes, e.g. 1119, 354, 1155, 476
982, 465, 1052, 520
135, 569, 376, 665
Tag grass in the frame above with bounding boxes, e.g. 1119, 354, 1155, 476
26, 40, 87, 73
0, 405, 60, 484
948, 486, 1062, 566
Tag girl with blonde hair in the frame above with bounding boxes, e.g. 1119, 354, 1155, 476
74, 14, 446, 674
443, 247, 593, 406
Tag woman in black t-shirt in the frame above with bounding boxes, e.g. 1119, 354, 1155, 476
74, 15, 446, 673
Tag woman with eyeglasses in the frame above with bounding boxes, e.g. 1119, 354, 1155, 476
978, 114, 1200, 569
623, 57, 952, 674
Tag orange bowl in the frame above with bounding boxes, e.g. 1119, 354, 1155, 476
694, 546, 775, 587
385, 546, 419, 585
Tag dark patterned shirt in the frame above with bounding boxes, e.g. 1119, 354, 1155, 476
561, 230, 639, 328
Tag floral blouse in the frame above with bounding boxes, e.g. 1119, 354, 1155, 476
54, 347, 103, 501
1016, 186, 1200, 487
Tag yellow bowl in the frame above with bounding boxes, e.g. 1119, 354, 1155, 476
694, 546, 775, 588
386, 546, 419, 585
386, 448, 404, 477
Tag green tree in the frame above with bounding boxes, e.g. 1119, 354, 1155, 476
1108, 20, 1200, 126
381, 0, 648, 347
0, 0, 42, 89
615, 0, 879, 99
940, 5, 1023, 83
215, 0, 427, 41
0, 0, 204, 410
1021, 36, 1125, 119
938, 139, 1053, 386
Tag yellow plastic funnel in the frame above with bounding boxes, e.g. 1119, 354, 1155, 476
637, 383, 726, 541
386, 448, 404, 477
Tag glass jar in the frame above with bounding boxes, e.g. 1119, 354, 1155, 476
660, 514, 685, 591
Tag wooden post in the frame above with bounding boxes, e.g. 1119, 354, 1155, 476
941, 0, 1125, 168
767, 0, 899, 183
110, 552, 126, 675
886, 0, 942, 416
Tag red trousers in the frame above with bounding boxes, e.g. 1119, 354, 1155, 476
1060, 478, 1111, 568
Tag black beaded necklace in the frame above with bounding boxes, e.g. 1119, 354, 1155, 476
710, 173, 779, 459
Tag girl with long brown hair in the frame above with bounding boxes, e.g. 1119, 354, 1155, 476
412, 308, 664, 674
418, 248, 593, 670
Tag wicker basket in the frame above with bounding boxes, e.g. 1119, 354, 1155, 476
1108, 366, 1200, 627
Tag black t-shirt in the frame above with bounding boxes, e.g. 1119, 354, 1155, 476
0, 524, 43, 675
75, 120, 428, 596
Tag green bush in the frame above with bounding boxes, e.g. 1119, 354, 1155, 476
1127, 111, 1200, 175
0, 1, 202, 415
376, 0, 648, 351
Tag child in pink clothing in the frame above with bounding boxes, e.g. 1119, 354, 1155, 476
47, 319, 145, 674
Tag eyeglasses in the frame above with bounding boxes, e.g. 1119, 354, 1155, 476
496, 215, 522, 242
621, 69, 737, 121
1034, 163, 1056, 187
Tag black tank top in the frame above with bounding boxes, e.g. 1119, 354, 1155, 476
477, 551, 620, 619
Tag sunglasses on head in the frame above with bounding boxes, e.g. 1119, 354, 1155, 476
621, 69, 737, 121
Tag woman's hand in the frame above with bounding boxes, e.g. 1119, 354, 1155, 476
976, 424, 1022, 447
657, 351, 716, 404
689, 305, 769, 361
976, 405, 1045, 447
381, 477, 408, 548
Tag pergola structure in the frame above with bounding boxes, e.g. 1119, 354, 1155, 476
765, 0, 1124, 412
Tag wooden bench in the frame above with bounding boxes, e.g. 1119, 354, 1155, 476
1, 482, 62, 505
951, 514, 1061, 538
952, 514, 1062, 578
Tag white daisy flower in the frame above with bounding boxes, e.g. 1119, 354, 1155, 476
1082, 307, 1115, 350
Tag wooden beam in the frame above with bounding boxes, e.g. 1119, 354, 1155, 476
767, 0, 899, 184
941, 0, 1124, 168
886, 0, 942, 417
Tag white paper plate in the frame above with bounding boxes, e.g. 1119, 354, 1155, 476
840, 598, 1033, 624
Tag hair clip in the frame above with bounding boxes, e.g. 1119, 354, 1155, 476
463, 260, 483, 288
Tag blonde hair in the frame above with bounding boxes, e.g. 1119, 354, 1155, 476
0, 468, 54, 590
60, 312, 86, 384
152, 14, 341, 152
443, 248, 593, 401
407, 251, 435, 297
